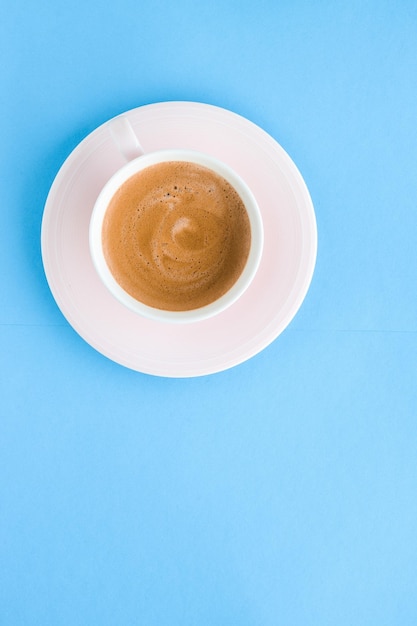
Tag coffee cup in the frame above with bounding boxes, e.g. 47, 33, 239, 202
89, 117, 263, 323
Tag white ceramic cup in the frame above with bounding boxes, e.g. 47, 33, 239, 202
89, 117, 263, 323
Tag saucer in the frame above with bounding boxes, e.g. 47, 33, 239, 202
41, 102, 317, 377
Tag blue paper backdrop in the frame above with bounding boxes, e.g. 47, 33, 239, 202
2, 1, 417, 624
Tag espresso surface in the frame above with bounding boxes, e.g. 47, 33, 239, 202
102, 161, 251, 311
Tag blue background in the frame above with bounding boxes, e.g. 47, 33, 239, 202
2, 1, 417, 624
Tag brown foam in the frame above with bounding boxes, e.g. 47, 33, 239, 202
102, 161, 251, 311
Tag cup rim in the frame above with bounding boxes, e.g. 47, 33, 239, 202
89, 149, 264, 323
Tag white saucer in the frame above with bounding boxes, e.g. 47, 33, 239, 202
41, 102, 317, 377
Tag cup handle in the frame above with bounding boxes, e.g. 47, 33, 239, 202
108, 115, 144, 161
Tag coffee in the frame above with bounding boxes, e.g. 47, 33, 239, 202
101, 161, 251, 311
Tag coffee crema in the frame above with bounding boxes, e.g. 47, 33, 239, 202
102, 161, 251, 311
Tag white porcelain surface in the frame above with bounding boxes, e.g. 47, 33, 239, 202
41, 102, 317, 377
89, 147, 264, 323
